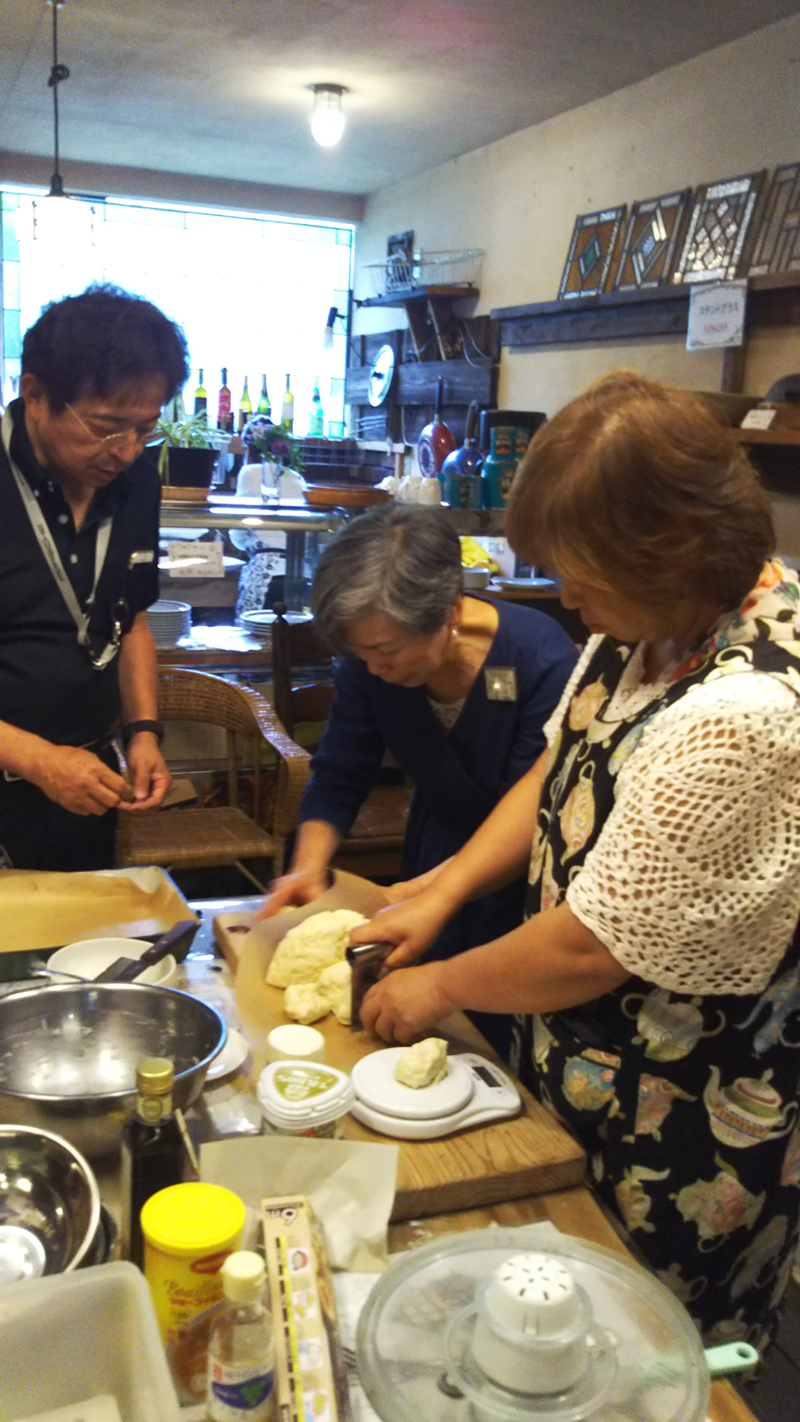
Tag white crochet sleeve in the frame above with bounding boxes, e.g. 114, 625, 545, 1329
566, 673, 800, 995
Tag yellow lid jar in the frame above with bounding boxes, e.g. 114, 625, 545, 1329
141, 1182, 246, 1400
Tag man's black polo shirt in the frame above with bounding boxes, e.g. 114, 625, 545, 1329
0, 399, 161, 747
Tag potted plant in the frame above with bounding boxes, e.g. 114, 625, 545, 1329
241, 415, 304, 474
149, 413, 226, 489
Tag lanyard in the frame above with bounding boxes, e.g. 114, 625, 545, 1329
1, 406, 121, 670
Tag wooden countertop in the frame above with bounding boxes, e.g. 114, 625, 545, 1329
92, 897, 756, 1422
215, 902, 586, 1220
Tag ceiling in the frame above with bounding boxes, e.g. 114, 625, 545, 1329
1, 0, 798, 200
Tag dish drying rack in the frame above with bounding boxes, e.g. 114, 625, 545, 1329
364, 248, 484, 297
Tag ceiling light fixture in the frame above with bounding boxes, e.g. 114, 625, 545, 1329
310, 84, 347, 148
33, 0, 94, 243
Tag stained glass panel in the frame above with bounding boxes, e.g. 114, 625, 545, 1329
673, 172, 765, 285
749, 163, 800, 277
557, 206, 626, 301
613, 189, 692, 293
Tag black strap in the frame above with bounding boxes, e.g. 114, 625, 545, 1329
121, 719, 164, 750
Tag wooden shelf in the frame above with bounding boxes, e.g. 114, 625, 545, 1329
357, 284, 479, 308
492, 271, 800, 350
734, 428, 800, 446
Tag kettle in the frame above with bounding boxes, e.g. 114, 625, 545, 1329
442, 401, 484, 510
417, 376, 456, 478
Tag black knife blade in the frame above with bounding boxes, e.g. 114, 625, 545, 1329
96, 918, 200, 983
346, 940, 394, 1031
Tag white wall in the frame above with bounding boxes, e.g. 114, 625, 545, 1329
354, 14, 800, 415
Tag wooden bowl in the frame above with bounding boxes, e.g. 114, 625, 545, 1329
304, 484, 392, 508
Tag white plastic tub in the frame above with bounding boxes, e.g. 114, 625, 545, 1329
0, 1262, 181, 1422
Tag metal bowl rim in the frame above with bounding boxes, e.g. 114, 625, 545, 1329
0, 981, 227, 1104
0, 1121, 102, 1270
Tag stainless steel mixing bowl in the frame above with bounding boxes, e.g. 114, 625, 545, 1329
0, 983, 227, 1157
0, 1125, 101, 1281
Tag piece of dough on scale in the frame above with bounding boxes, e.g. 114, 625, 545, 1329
394, 1037, 448, 1089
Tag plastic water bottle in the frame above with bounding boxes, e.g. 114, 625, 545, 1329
207, 1251, 275, 1420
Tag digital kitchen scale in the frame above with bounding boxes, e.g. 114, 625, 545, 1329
349, 1049, 521, 1140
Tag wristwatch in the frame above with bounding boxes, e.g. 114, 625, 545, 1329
121, 719, 165, 750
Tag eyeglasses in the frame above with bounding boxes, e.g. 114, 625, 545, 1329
64, 402, 156, 450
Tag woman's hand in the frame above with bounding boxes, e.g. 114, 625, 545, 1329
360, 961, 455, 1043
348, 887, 453, 968
383, 858, 453, 904
257, 868, 331, 920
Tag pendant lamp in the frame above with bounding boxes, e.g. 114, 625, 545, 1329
310, 84, 347, 147
32, 0, 94, 244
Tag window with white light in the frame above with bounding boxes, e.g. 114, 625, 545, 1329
0, 189, 353, 436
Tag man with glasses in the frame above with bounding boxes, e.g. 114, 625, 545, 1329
0, 283, 189, 869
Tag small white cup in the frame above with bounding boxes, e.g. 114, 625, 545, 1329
265, 1024, 325, 1064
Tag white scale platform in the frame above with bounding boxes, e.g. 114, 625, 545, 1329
350, 1049, 521, 1140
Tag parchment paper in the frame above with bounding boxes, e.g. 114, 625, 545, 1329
0, 867, 194, 952
200, 1134, 398, 1272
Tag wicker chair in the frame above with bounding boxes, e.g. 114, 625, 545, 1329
115, 667, 312, 892
270, 607, 411, 879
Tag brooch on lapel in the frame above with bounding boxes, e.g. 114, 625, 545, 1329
485, 667, 517, 701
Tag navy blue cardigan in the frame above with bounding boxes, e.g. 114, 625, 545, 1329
298, 599, 577, 964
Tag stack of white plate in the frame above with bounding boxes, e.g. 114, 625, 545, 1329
237, 610, 308, 643
146, 599, 192, 647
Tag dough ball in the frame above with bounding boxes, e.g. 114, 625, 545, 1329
266, 909, 367, 987
316, 960, 352, 1025
394, 1037, 448, 1089
283, 982, 330, 1025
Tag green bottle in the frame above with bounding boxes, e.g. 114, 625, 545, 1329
193, 369, 207, 420
257, 374, 271, 416
281, 374, 294, 432
238, 377, 252, 433
309, 379, 324, 435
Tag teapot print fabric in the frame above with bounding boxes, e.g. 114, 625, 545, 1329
513, 564, 800, 1351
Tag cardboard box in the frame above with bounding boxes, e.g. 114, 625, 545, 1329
262, 1196, 352, 1422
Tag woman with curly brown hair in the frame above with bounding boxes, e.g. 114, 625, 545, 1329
352, 371, 800, 1352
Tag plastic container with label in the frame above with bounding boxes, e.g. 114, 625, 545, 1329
257, 1060, 355, 1137
141, 1181, 246, 1403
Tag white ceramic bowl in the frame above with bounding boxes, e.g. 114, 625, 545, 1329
48, 938, 178, 987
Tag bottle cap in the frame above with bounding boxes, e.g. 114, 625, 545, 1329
222, 1250, 267, 1304
136, 1056, 174, 1094
141, 1182, 246, 1255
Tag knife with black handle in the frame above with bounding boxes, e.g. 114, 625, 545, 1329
96, 918, 200, 983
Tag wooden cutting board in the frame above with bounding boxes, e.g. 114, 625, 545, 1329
214, 901, 586, 1222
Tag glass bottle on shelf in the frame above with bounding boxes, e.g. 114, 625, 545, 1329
238, 377, 252, 433
218, 368, 232, 431
257, 374, 271, 416
308, 378, 324, 435
167, 388, 186, 424
120, 1056, 184, 1271
207, 1251, 275, 1421
281, 374, 294, 432
193, 369, 207, 419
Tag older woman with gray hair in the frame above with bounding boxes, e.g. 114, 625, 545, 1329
263, 502, 577, 1056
